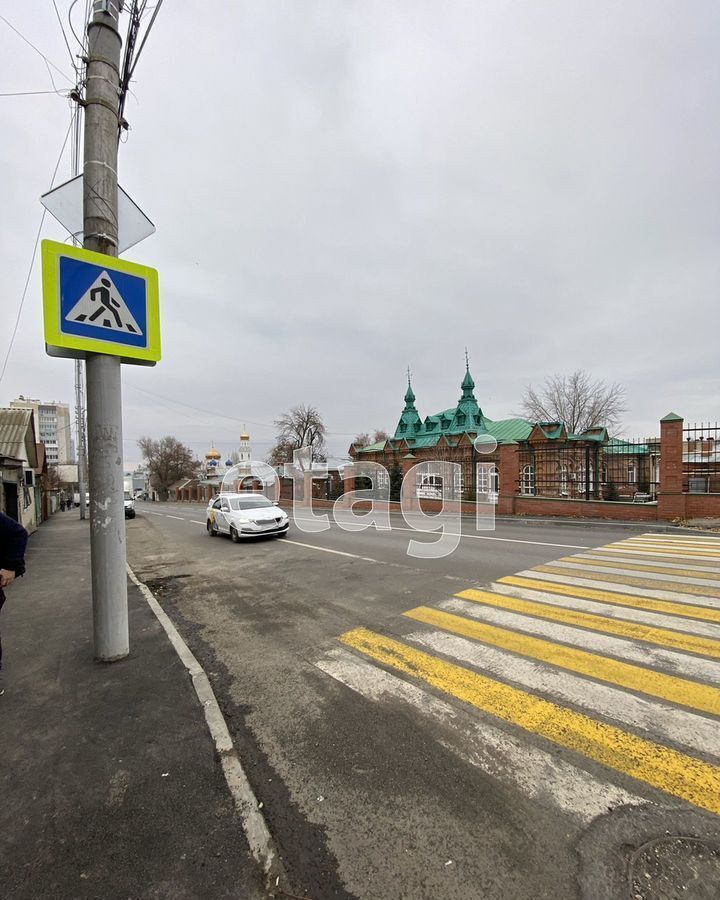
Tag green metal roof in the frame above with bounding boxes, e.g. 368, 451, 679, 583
356, 440, 388, 453
385, 364, 536, 448
605, 437, 651, 455
535, 422, 565, 440
483, 417, 533, 443
568, 427, 608, 443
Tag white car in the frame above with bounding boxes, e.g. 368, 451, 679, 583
207, 493, 289, 542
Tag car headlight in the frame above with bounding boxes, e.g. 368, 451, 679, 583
235, 517, 251, 524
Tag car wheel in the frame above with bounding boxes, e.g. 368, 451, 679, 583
230, 525, 240, 543
207, 520, 217, 536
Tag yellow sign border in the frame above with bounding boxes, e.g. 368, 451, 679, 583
41, 239, 161, 363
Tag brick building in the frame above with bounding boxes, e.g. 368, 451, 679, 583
349, 364, 530, 500
349, 363, 656, 503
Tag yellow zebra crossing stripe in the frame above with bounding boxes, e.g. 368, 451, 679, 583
404, 605, 720, 716
557, 555, 720, 581
590, 548, 720, 568
498, 576, 720, 626
339, 627, 720, 816
531, 564, 720, 600
605, 542, 720, 559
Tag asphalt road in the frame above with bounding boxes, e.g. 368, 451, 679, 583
126, 501, 720, 900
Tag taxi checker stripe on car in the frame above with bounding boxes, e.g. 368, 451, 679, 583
530, 564, 720, 600
402, 605, 720, 716
338, 627, 720, 817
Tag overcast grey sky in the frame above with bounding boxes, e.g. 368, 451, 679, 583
2, 2, 719, 468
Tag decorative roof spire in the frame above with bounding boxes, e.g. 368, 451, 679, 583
460, 353, 475, 399
404, 365, 416, 407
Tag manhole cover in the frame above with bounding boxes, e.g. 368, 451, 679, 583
629, 837, 720, 900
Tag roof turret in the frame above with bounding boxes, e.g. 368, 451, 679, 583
393, 368, 422, 439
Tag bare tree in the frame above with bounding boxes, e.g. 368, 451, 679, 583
268, 404, 327, 469
353, 432, 370, 448
520, 370, 626, 434
372, 429, 389, 443
137, 436, 199, 501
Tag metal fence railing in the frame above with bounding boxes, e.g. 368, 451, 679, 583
517, 437, 660, 502
683, 422, 720, 493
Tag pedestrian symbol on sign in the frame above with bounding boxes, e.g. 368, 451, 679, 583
65, 271, 142, 336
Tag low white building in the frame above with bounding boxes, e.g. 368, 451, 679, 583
0, 407, 40, 531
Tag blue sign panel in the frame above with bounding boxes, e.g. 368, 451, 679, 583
59, 255, 149, 349
42, 240, 161, 364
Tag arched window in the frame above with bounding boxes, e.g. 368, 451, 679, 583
559, 463, 568, 496
478, 464, 500, 503
521, 464, 535, 495
579, 463, 594, 494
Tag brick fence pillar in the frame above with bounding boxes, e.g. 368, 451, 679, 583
497, 442, 518, 516
401, 459, 418, 511
341, 464, 355, 508
658, 412, 686, 520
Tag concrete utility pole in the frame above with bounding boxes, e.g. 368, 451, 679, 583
84, 0, 128, 661
75, 359, 88, 520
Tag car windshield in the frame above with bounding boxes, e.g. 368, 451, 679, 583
229, 496, 273, 511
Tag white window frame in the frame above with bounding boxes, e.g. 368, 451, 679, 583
559, 463, 568, 496
521, 464, 535, 496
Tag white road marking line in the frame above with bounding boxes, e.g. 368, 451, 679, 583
289, 513, 591, 550
573, 553, 720, 574
284, 539, 383, 564
166, 515, 185, 520
544, 559, 720, 588
513, 568, 720, 612
149, 512, 164, 516
126, 564, 283, 885
405, 626, 720, 761
439, 597, 720, 699
315, 647, 643, 823
190, 520, 205, 525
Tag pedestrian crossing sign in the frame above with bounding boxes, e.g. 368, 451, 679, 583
41, 240, 161, 364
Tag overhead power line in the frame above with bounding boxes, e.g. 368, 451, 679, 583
0, 89, 68, 97
0, 13, 74, 85
0, 112, 77, 386
51, 0, 78, 71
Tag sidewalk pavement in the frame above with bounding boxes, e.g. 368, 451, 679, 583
0, 513, 265, 900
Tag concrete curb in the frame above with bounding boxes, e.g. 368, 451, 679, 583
126, 564, 286, 894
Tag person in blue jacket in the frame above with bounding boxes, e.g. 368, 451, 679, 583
0, 511, 28, 696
